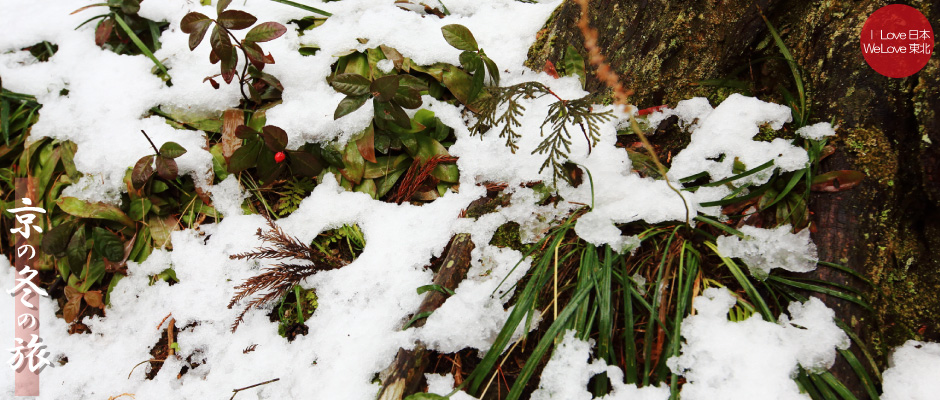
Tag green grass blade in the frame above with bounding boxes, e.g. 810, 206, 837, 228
506, 279, 595, 400
684, 159, 775, 190
621, 258, 638, 384
759, 12, 805, 125
817, 261, 875, 287
1, 99, 9, 145
819, 371, 859, 400
760, 169, 805, 210
838, 348, 880, 400
269, 0, 332, 17
694, 215, 745, 238
707, 242, 774, 320
698, 182, 772, 207
768, 276, 872, 312
112, 13, 171, 79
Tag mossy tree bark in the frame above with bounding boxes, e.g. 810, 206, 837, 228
527, 1, 939, 398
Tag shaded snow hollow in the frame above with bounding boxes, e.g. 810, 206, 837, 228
0, 0, 926, 399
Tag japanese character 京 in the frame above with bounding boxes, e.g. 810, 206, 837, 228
7, 198, 46, 239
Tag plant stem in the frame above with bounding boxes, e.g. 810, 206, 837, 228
140, 130, 160, 155
218, 23, 253, 106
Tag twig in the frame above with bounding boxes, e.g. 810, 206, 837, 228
140, 130, 160, 155
230, 378, 280, 400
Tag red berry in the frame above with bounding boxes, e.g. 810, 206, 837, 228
274, 151, 286, 163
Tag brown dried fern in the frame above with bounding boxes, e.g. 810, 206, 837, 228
227, 215, 346, 332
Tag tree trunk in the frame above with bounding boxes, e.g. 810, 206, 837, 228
527, 1, 940, 398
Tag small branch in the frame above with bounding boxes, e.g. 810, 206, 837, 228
230, 378, 280, 400
140, 130, 160, 155
217, 22, 253, 106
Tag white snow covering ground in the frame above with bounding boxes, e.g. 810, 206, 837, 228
0, 0, 930, 399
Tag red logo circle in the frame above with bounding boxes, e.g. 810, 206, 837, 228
860, 4, 934, 78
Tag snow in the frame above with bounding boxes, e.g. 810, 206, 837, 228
881, 341, 940, 400
796, 122, 837, 140
531, 330, 670, 400
716, 225, 818, 279
0, 0, 933, 398
668, 288, 849, 400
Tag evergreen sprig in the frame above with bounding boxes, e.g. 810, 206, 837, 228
471, 82, 613, 184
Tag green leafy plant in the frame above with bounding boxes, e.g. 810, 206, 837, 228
181, 0, 287, 102
73, 0, 170, 80
227, 119, 323, 185
441, 24, 499, 101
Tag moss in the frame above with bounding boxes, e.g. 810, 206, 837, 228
841, 127, 898, 187
489, 222, 524, 252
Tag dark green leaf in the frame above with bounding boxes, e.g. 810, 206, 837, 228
393, 86, 422, 109
374, 132, 391, 154
242, 40, 266, 67
441, 24, 478, 51
228, 139, 262, 172
159, 141, 187, 159
288, 150, 323, 177
482, 55, 499, 86
155, 156, 179, 180
217, 0, 232, 14
331, 73, 371, 96
364, 154, 410, 179
370, 75, 400, 102
245, 21, 287, 42
81, 260, 105, 292
376, 167, 407, 198
235, 125, 258, 139
67, 227, 87, 276
42, 221, 76, 257
132, 155, 154, 189
398, 75, 428, 92
58, 197, 135, 227
374, 99, 410, 129
469, 66, 485, 102
120, 0, 140, 15
320, 145, 344, 167
93, 227, 124, 262
334, 95, 369, 120
441, 65, 484, 112
459, 51, 482, 72
210, 25, 234, 78
261, 125, 289, 152
256, 150, 286, 185
416, 134, 458, 182
180, 12, 211, 33
354, 178, 377, 199
218, 10, 256, 30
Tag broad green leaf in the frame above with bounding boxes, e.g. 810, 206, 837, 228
180, 12, 211, 33
398, 75, 428, 92
42, 220, 76, 257
414, 109, 436, 128
374, 132, 391, 154
235, 125, 258, 139
247, 110, 266, 131
159, 141, 187, 159
331, 73, 371, 96
334, 94, 369, 120
376, 167, 407, 198
562, 45, 585, 87
441, 24, 478, 51
228, 139, 262, 172
120, 0, 140, 15
370, 75, 400, 102
128, 197, 153, 221
320, 145, 344, 167
354, 178, 377, 199
469, 66, 485, 101
245, 21, 287, 42
149, 214, 179, 249
132, 155, 154, 189
67, 226, 87, 276
364, 154, 410, 179
261, 125, 288, 152
416, 134, 458, 183
288, 150, 323, 177
92, 227, 124, 262
393, 86, 422, 109
409, 62, 446, 81
342, 52, 370, 77
442, 65, 484, 112
459, 51, 482, 72
155, 156, 179, 180
340, 140, 365, 184
374, 99, 410, 129
387, 118, 426, 135
367, 47, 388, 80
57, 197, 135, 227
218, 10, 256, 30
482, 55, 500, 85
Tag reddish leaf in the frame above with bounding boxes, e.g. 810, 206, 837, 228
261, 126, 288, 152
188, 20, 212, 51
64, 286, 83, 303
180, 12, 210, 33
245, 21, 287, 43
542, 60, 559, 79
155, 156, 179, 180
356, 124, 377, 163
234, 124, 257, 139
241, 40, 267, 68
83, 291, 104, 308
819, 145, 837, 161
371, 75, 400, 102
207, 77, 220, 89
63, 297, 82, 323
217, 0, 232, 14
811, 170, 865, 192
132, 155, 154, 189
218, 10, 256, 30
95, 18, 114, 47
638, 105, 668, 116
288, 150, 323, 177
331, 73, 371, 96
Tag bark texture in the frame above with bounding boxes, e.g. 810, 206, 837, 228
528, 0, 939, 398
